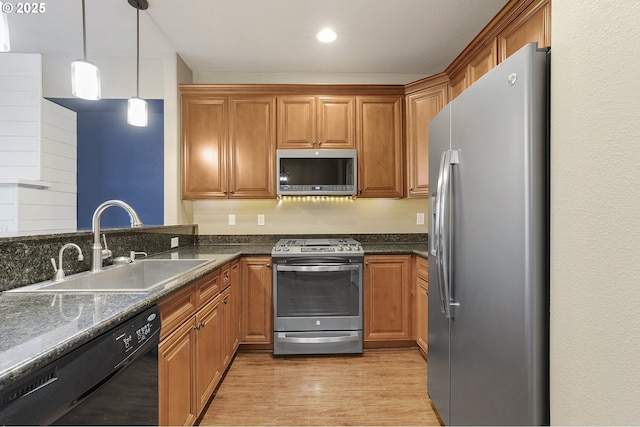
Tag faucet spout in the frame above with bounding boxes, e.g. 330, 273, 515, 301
53, 243, 84, 282
91, 200, 143, 272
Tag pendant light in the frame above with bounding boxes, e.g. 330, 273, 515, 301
0, 2, 11, 52
127, 0, 149, 127
71, 0, 101, 100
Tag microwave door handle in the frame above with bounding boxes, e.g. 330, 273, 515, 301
276, 264, 360, 273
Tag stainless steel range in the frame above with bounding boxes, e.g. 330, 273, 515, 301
272, 239, 364, 355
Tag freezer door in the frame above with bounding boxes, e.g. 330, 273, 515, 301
447, 43, 549, 425
427, 104, 453, 426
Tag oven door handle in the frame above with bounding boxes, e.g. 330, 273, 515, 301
275, 333, 360, 344
275, 264, 361, 272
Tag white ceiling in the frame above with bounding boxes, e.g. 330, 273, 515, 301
5, 0, 509, 80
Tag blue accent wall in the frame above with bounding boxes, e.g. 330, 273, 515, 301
59, 99, 165, 230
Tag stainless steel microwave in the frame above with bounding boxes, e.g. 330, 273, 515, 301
276, 149, 357, 196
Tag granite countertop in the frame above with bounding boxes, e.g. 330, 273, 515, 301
0, 242, 426, 391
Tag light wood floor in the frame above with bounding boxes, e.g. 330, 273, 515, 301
198, 348, 442, 426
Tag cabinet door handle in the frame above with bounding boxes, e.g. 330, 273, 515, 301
224, 272, 229, 279
223, 298, 228, 305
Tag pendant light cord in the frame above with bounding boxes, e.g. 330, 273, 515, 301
81, 0, 87, 60
136, 4, 140, 98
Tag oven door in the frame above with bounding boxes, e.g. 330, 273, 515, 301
273, 259, 363, 332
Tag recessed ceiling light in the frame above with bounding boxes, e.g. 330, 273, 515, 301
316, 28, 337, 43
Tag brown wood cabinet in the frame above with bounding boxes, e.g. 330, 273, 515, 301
181, 96, 228, 199
468, 39, 498, 86
445, 0, 550, 101
364, 255, 412, 346
414, 256, 428, 355
356, 96, 404, 198
448, 70, 467, 101
226, 260, 241, 356
405, 77, 448, 198
498, 0, 551, 62
194, 294, 222, 414
277, 96, 355, 149
158, 264, 242, 426
159, 316, 197, 427
181, 95, 276, 199
240, 256, 273, 348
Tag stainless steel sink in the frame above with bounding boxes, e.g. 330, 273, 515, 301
8, 259, 213, 293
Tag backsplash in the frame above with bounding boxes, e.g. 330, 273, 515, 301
0, 228, 426, 292
0, 225, 197, 292
197, 233, 427, 245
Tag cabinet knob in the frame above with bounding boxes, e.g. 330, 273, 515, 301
224, 272, 229, 279
266, 263, 271, 268
229, 190, 235, 194
223, 298, 228, 305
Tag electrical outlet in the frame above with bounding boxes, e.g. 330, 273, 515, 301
228, 214, 236, 226
417, 213, 425, 225
171, 237, 179, 248
258, 214, 265, 226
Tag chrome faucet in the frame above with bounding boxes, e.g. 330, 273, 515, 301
91, 200, 143, 272
51, 243, 84, 282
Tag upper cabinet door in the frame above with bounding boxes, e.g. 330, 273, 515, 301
316, 96, 355, 149
498, 0, 551, 61
277, 96, 355, 149
406, 83, 447, 198
468, 40, 498, 87
276, 96, 316, 149
356, 96, 404, 198
229, 97, 277, 199
182, 96, 228, 199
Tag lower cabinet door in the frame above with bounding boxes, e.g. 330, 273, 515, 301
364, 255, 412, 344
159, 320, 197, 427
195, 296, 222, 414
416, 276, 429, 354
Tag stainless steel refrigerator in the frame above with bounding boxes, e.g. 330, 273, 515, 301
427, 43, 549, 426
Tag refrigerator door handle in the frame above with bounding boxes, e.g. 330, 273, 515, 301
435, 151, 449, 315
440, 150, 459, 319
430, 192, 437, 257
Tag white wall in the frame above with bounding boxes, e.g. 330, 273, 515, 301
550, 1, 640, 424
0, 53, 42, 181
163, 53, 193, 227
42, 54, 165, 99
0, 54, 77, 234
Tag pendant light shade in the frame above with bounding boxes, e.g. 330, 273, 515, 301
127, 97, 148, 127
127, 0, 148, 127
0, 2, 10, 52
71, 60, 101, 100
71, 0, 101, 100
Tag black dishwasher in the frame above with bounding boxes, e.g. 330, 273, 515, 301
0, 305, 161, 426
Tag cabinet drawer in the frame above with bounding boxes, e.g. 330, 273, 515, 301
196, 269, 221, 308
416, 256, 428, 281
159, 283, 197, 340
